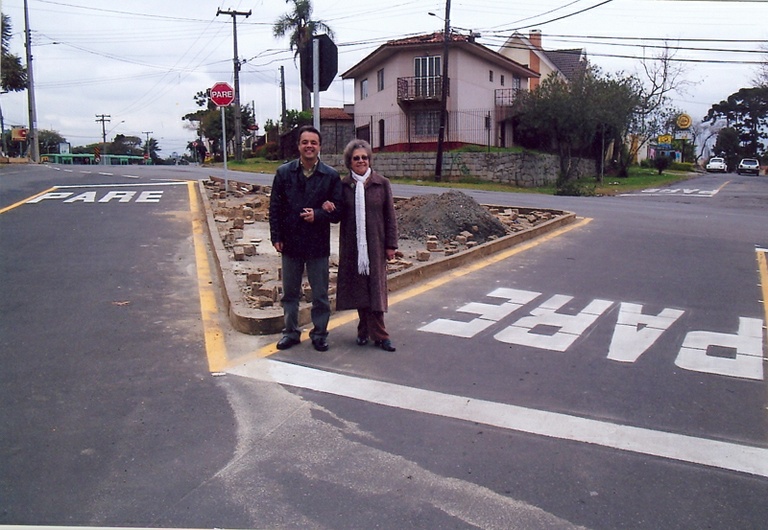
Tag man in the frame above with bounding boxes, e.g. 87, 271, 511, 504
269, 125, 343, 351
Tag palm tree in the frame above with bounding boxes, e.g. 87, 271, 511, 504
273, 0, 334, 112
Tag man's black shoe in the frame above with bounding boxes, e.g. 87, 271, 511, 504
312, 337, 329, 352
356, 336, 369, 346
375, 339, 396, 352
276, 336, 300, 350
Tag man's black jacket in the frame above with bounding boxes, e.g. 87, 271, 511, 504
269, 158, 343, 259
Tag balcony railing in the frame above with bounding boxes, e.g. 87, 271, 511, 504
397, 76, 449, 103
495, 88, 525, 107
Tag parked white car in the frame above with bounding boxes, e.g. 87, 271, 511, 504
737, 158, 760, 175
705, 157, 727, 172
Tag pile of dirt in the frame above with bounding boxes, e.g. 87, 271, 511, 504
395, 190, 509, 242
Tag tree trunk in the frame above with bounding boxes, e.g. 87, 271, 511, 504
299, 51, 311, 112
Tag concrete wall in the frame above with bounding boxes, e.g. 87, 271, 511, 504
327, 150, 597, 187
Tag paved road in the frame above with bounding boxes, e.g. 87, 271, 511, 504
1, 163, 766, 529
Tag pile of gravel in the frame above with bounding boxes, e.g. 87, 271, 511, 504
395, 190, 508, 242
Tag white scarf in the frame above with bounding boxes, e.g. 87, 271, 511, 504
352, 168, 371, 275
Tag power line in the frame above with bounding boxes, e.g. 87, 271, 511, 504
485, 36, 768, 65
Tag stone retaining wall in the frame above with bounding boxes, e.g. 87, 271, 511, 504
330, 151, 596, 187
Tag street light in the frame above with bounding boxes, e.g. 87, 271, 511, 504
106, 120, 125, 138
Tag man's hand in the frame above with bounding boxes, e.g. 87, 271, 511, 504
299, 207, 315, 223
273, 241, 283, 253
321, 201, 336, 212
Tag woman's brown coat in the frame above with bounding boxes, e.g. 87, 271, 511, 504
335, 170, 398, 312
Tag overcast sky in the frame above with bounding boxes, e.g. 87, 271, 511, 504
2, 0, 766, 157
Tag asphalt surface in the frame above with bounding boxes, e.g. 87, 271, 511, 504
1, 163, 767, 529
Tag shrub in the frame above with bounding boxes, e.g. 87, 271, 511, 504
670, 161, 695, 172
555, 176, 596, 196
254, 141, 280, 160
652, 156, 672, 175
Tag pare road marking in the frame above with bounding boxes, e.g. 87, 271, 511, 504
23, 181, 188, 205
419, 288, 764, 381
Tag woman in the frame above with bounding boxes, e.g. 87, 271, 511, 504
327, 139, 398, 352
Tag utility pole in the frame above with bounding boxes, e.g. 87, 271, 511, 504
96, 114, 110, 165
142, 130, 153, 156
280, 65, 287, 130
279, 65, 287, 156
434, 0, 451, 182
23, 0, 40, 162
216, 8, 251, 162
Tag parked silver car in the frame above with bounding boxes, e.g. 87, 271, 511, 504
737, 158, 760, 175
705, 157, 727, 172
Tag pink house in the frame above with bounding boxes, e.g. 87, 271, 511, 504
341, 32, 539, 152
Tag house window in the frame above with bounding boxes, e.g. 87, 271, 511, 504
414, 110, 440, 136
414, 56, 441, 97
361, 79, 369, 100
513, 76, 521, 90
489, 70, 494, 82
500, 74, 505, 87
377, 69, 384, 92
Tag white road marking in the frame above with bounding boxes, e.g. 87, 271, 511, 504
607, 303, 685, 362
228, 359, 768, 478
675, 317, 764, 380
55, 181, 186, 188
419, 288, 540, 338
494, 295, 613, 351
619, 188, 720, 197
417, 288, 764, 381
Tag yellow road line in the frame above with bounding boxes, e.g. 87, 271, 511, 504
715, 180, 731, 194
187, 182, 228, 373
0, 186, 56, 214
250, 217, 594, 361
756, 248, 768, 349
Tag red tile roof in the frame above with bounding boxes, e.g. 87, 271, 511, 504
386, 32, 470, 46
319, 107, 353, 121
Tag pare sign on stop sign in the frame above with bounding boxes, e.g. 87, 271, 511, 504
210, 82, 235, 107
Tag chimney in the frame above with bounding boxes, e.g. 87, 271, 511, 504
529, 29, 542, 49
528, 30, 541, 87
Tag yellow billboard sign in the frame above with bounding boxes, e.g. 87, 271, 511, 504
676, 113, 692, 130
11, 127, 28, 142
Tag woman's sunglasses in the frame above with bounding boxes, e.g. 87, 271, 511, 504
352, 155, 369, 161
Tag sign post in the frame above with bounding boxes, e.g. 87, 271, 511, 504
210, 82, 235, 194
300, 35, 338, 130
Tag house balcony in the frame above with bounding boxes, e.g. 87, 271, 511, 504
495, 88, 525, 107
397, 76, 449, 106
495, 88, 526, 120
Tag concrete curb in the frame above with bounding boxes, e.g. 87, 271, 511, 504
198, 180, 577, 335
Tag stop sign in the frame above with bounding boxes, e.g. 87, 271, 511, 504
210, 82, 235, 107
